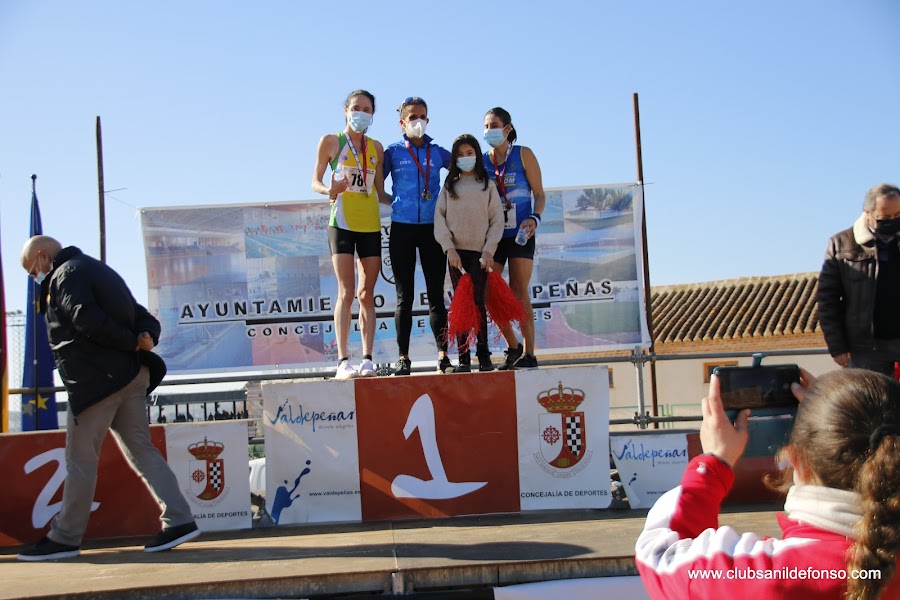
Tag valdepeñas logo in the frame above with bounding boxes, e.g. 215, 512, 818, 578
189, 437, 226, 501
538, 382, 587, 469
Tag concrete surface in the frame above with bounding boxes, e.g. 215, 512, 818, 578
0, 506, 782, 600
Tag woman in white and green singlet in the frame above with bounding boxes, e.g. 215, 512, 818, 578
312, 89, 388, 380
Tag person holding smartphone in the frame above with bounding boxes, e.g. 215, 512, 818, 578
636, 368, 900, 599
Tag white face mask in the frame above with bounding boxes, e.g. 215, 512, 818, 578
405, 119, 427, 139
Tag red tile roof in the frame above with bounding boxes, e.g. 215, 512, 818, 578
650, 273, 821, 343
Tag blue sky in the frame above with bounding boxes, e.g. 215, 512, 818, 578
1, 0, 898, 316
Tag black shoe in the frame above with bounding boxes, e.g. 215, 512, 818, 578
17, 536, 80, 562
454, 354, 472, 373
437, 356, 454, 373
393, 357, 412, 376
497, 343, 524, 371
144, 521, 200, 553
477, 354, 494, 372
516, 353, 539, 369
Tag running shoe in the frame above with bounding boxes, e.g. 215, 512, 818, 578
393, 357, 412, 376
516, 353, 539, 369
477, 353, 495, 372
335, 360, 358, 380
437, 356, 454, 373
358, 359, 377, 377
454, 354, 472, 373
496, 343, 524, 371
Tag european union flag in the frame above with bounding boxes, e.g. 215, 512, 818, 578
21, 175, 58, 430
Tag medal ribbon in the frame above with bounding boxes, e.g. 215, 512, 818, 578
345, 132, 368, 189
404, 140, 431, 198
491, 143, 515, 211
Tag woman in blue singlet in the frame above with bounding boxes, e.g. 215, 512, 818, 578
482, 107, 546, 370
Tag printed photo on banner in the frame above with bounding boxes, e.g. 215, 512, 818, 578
164, 420, 252, 531
609, 433, 689, 509
355, 373, 519, 521
141, 185, 650, 374
261, 380, 361, 525
516, 365, 611, 510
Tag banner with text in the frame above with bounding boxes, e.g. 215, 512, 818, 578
141, 185, 649, 374
261, 380, 361, 525
516, 366, 611, 510
164, 420, 252, 531
260, 366, 609, 523
610, 433, 688, 509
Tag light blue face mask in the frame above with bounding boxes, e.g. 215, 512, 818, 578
457, 156, 477, 172
348, 111, 373, 133
30, 255, 48, 285
483, 128, 507, 148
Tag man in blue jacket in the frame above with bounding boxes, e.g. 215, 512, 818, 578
16, 235, 199, 561
383, 97, 454, 374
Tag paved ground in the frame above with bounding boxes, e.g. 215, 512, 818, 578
0, 505, 782, 600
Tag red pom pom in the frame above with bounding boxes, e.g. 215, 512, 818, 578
486, 270, 527, 332
447, 273, 480, 349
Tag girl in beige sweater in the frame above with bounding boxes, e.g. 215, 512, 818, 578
434, 134, 504, 372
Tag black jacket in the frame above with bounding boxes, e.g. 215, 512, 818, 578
43, 246, 166, 416
816, 215, 896, 356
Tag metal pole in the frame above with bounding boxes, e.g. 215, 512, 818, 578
633, 93, 660, 428
633, 345, 647, 429
96, 116, 107, 263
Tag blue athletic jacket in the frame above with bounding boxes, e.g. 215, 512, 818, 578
383, 134, 451, 224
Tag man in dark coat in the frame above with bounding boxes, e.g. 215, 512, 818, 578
817, 184, 900, 376
16, 235, 199, 561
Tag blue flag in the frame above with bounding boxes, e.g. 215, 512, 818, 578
21, 177, 58, 430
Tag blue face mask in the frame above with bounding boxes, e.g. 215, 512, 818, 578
30, 255, 48, 285
457, 156, 477, 172
483, 128, 507, 148
348, 111, 373, 133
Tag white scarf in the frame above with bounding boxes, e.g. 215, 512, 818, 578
783, 484, 862, 539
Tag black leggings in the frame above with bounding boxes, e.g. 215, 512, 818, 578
448, 249, 489, 356
389, 221, 449, 355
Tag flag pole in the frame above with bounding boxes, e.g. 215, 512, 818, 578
96, 116, 107, 263
30, 175, 41, 431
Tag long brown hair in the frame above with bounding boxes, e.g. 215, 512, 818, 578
784, 370, 900, 600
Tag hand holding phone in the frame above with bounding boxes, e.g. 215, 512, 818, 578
714, 364, 802, 412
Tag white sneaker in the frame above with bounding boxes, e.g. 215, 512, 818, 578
358, 359, 377, 377
335, 360, 358, 380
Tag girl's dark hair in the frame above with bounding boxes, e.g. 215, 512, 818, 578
344, 89, 376, 112
485, 107, 517, 144
445, 134, 488, 199
777, 369, 900, 600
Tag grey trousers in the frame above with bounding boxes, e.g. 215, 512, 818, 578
49, 366, 194, 546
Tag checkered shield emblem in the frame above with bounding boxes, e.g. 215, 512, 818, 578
189, 458, 225, 501
539, 411, 586, 469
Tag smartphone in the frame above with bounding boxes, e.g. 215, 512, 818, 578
714, 364, 801, 411
714, 364, 802, 456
